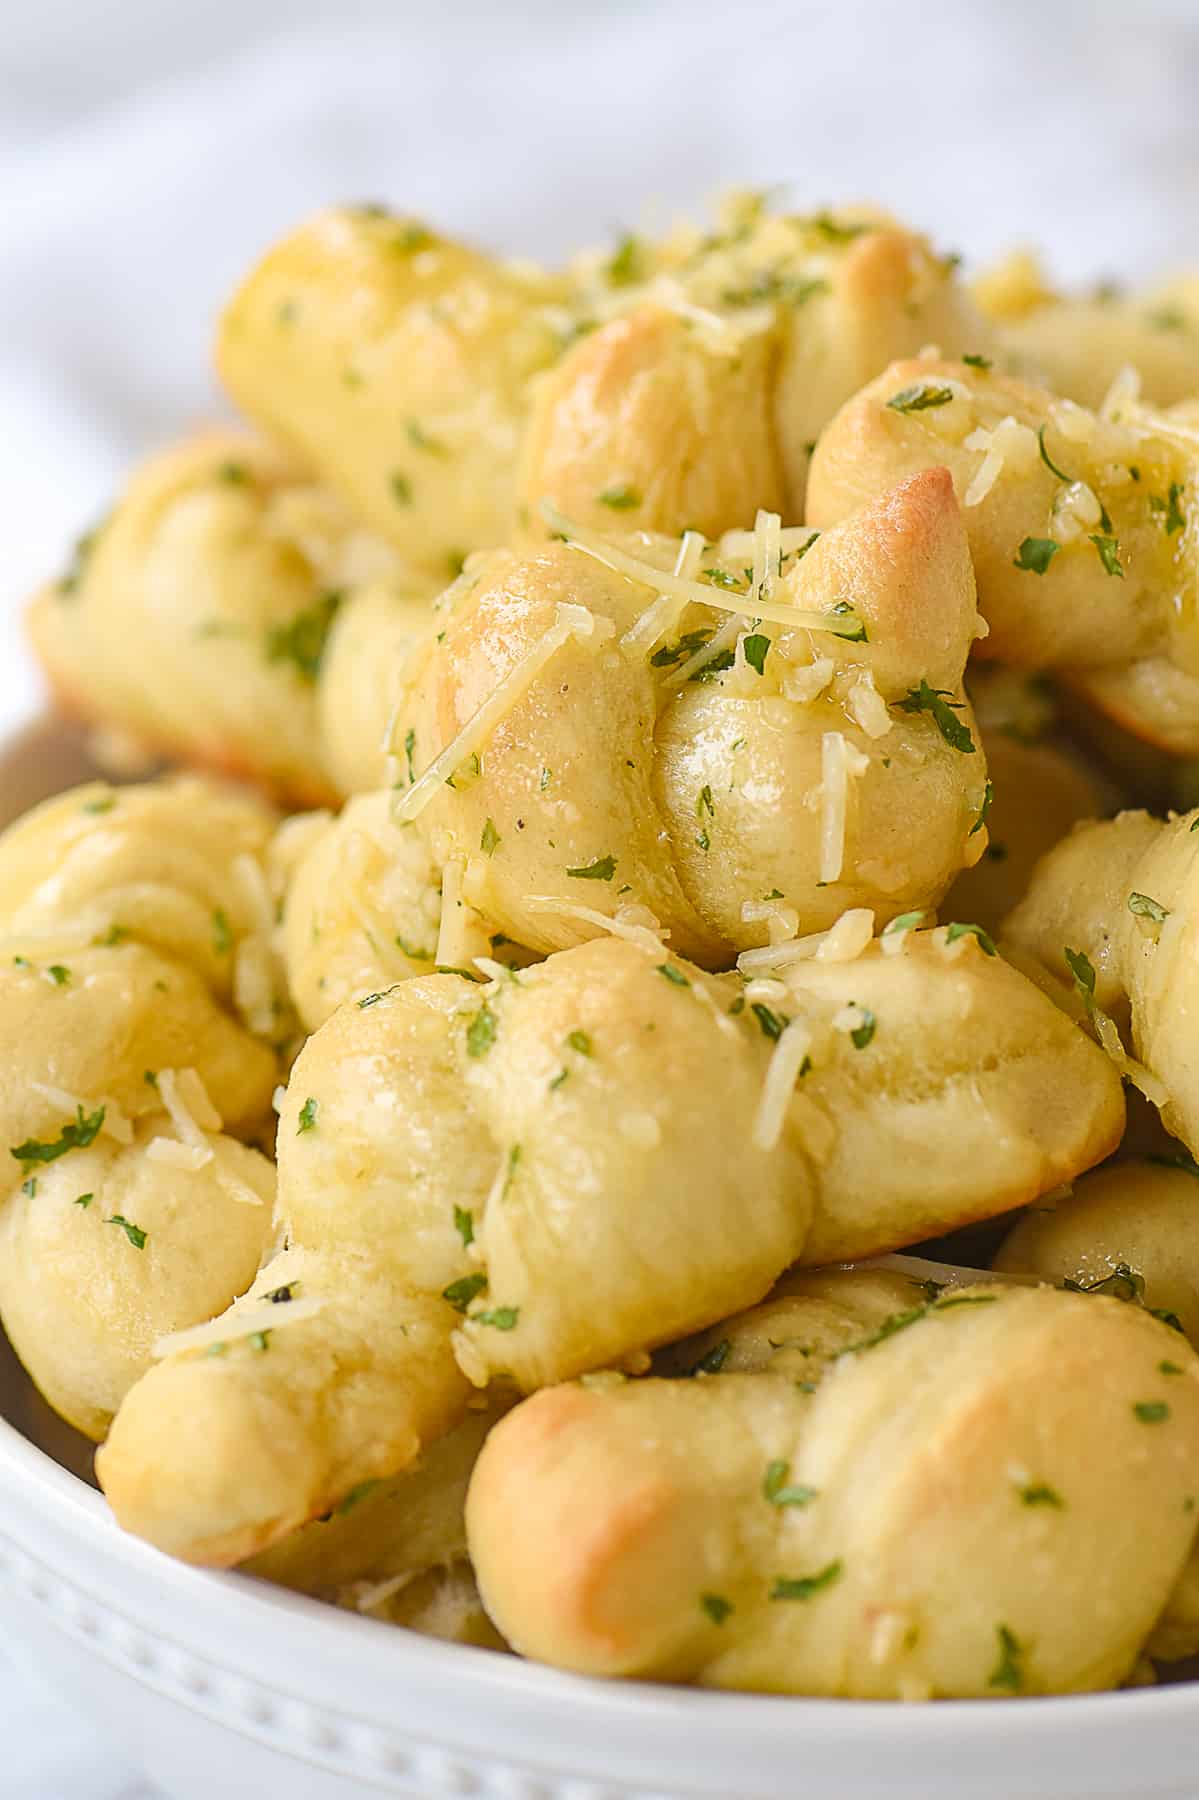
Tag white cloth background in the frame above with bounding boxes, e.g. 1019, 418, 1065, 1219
3, 0, 1199, 1791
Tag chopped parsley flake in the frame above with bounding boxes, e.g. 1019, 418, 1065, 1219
605, 232, 642, 287
770, 1561, 843, 1602
406, 419, 447, 456
687, 1339, 730, 1377
1019, 1483, 1064, 1509
742, 632, 770, 675
1013, 537, 1060, 575
896, 680, 975, 753
651, 629, 713, 669
701, 1592, 733, 1625
466, 1004, 498, 1058
74, 1193, 93, 1209
106, 1214, 147, 1250
963, 352, 992, 369
539, 766, 552, 790
850, 1007, 876, 1050
265, 590, 343, 682
20, 1178, 35, 1198
453, 1206, 475, 1248
1037, 425, 1073, 483
396, 935, 434, 962
297, 1097, 318, 1134
11, 1105, 106, 1168
763, 1461, 819, 1508
944, 921, 997, 956
250, 1330, 271, 1353
1150, 483, 1186, 535
81, 795, 116, 815
656, 963, 690, 988
358, 986, 402, 1008
390, 472, 413, 506
824, 602, 868, 643
883, 910, 926, 936
1064, 946, 1096, 1004
566, 1029, 593, 1056
46, 965, 70, 987
1128, 891, 1169, 924
691, 648, 736, 681
970, 779, 994, 838
443, 1272, 488, 1313
751, 1002, 788, 1042
403, 728, 417, 786
989, 1625, 1024, 1692
471, 1305, 519, 1330
212, 908, 232, 955
1134, 1401, 1170, 1423
1160, 1361, 1184, 1376
566, 855, 616, 881
480, 818, 501, 856
886, 383, 955, 414
336, 1480, 379, 1516
1090, 534, 1124, 578
597, 485, 640, 510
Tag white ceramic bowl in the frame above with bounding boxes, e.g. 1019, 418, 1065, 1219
1, 720, 1198, 1800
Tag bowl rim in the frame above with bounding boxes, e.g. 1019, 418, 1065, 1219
3, 1400, 1198, 1756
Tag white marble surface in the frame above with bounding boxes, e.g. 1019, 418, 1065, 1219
3, 0, 1199, 1791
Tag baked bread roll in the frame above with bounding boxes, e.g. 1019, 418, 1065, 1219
0, 777, 284, 1438
394, 471, 989, 962
466, 1268, 1199, 1696
1003, 808, 1199, 1151
217, 200, 987, 566
26, 433, 410, 807
974, 249, 1199, 410
807, 356, 1199, 753
97, 927, 1120, 1565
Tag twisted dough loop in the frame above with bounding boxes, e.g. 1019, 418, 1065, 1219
99, 926, 1120, 1565
808, 355, 1199, 751
0, 777, 283, 1440
1004, 808, 1199, 1152
466, 1269, 1199, 1696
397, 471, 988, 962
25, 433, 416, 807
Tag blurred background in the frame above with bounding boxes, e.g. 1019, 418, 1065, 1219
3, 0, 1199, 1790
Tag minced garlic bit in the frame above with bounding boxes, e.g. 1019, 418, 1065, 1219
394, 602, 614, 825
752, 1019, 814, 1152
846, 671, 891, 739
782, 655, 835, 704
963, 416, 1039, 507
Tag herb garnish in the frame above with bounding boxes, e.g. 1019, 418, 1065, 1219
886, 385, 954, 414
266, 591, 343, 682
1013, 537, 1060, 575
297, 1097, 318, 1133
989, 1625, 1024, 1692
107, 1214, 147, 1250
466, 1004, 498, 1058
770, 1562, 843, 1602
763, 1461, 819, 1508
566, 855, 616, 881
896, 680, 975, 753
944, 921, 997, 956
443, 1273, 488, 1313
11, 1105, 106, 1168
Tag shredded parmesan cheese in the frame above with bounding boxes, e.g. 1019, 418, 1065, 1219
157, 1068, 221, 1145
153, 1295, 326, 1360
436, 859, 490, 974
752, 1020, 814, 1152
393, 603, 612, 825
543, 505, 867, 635
451, 1328, 490, 1388
621, 530, 706, 656
146, 1138, 212, 1171
524, 896, 667, 956
819, 733, 868, 884
741, 898, 800, 945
